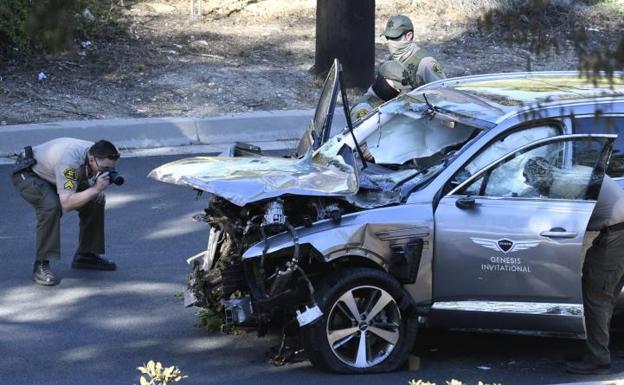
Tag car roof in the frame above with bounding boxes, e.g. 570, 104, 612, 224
412, 71, 624, 126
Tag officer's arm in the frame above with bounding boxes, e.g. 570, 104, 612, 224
59, 173, 110, 212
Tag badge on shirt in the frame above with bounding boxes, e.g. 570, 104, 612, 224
63, 167, 77, 181
62, 167, 77, 190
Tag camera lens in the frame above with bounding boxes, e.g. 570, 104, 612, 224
112, 175, 124, 186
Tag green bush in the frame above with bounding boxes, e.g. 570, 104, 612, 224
0, 0, 121, 59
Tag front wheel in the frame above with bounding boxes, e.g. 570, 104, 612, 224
301, 268, 418, 373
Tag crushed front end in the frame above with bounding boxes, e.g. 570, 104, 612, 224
184, 193, 351, 334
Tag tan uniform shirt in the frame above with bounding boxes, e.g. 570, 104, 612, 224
588, 175, 624, 230
32, 138, 92, 196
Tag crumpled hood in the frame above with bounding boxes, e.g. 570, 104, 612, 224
148, 155, 358, 206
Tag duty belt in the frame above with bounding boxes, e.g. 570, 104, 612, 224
11, 145, 36, 175
603, 222, 624, 233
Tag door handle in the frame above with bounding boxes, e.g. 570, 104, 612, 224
540, 227, 578, 239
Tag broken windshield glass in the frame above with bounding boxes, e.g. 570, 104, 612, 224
362, 97, 480, 165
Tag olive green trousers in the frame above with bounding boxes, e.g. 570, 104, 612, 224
11, 170, 105, 262
582, 227, 624, 365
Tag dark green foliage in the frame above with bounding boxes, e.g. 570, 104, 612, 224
478, 0, 624, 80
0, 0, 31, 55
0, 0, 122, 59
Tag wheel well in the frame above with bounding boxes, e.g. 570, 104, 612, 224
299, 253, 385, 287
329, 255, 384, 272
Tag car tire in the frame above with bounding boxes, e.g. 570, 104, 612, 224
301, 268, 418, 373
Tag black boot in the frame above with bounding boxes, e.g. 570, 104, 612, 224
72, 252, 116, 271
33, 261, 56, 286
565, 360, 611, 375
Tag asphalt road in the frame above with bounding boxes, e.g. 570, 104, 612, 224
1, 155, 623, 385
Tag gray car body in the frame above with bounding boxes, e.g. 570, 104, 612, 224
150, 70, 624, 338
241, 71, 624, 337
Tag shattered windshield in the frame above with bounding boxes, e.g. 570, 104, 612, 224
362, 95, 480, 166
314, 93, 483, 205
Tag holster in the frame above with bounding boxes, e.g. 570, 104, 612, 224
12, 146, 37, 175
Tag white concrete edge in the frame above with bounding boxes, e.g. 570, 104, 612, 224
0, 140, 301, 165
550, 378, 624, 385
0, 109, 347, 161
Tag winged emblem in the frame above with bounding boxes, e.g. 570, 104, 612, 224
470, 237, 540, 254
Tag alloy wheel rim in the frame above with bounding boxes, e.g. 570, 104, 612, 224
326, 285, 401, 368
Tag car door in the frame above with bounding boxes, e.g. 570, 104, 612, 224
573, 115, 624, 188
432, 134, 615, 335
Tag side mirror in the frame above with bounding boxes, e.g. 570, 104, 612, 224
455, 196, 477, 210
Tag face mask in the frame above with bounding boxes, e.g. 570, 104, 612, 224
387, 39, 411, 56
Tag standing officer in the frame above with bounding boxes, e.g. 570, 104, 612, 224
11, 138, 121, 286
351, 15, 447, 120
565, 175, 624, 374
383, 15, 446, 89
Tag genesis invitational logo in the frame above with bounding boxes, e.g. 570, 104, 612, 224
471, 238, 540, 254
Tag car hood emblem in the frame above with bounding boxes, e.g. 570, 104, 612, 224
498, 239, 513, 252
471, 237, 540, 254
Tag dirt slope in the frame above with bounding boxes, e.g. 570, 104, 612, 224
0, 0, 622, 124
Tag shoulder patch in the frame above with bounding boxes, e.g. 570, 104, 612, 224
432, 62, 443, 75
63, 167, 77, 181
64, 180, 75, 190
355, 109, 369, 119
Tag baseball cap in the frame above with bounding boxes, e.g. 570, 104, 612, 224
383, 15, 414, 39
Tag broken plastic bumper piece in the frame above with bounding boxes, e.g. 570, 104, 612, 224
296, 305, 323, 327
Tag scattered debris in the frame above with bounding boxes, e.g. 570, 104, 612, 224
37, 72, 47, 81
477, 365, 492, 370
82, 7, 95, 21
190, 40, 210, 49
81, 40, 93, 49
268, 331, 306, 366
408, 355, 421, 371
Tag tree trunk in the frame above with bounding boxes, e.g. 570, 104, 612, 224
314, 0, 375, 88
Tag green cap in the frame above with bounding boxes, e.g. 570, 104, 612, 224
383, 15, 414, 39
378, 60, 409, 86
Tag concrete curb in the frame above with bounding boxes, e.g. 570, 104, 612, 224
551, 380, 623, 385
0, 109, 347, 158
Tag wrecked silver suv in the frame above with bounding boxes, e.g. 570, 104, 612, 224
149, 61, 624, 373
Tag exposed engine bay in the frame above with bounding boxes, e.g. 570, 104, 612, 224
185, 193, 353, 333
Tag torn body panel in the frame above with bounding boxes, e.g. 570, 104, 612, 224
148, 155, 358, 206
242, 204, 435, 304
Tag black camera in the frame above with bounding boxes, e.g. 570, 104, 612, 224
101, 167, 124, 186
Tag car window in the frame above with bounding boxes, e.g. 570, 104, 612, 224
574, 117, 624, 178
458, 138, 606, 200
449, 125, 561, 190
